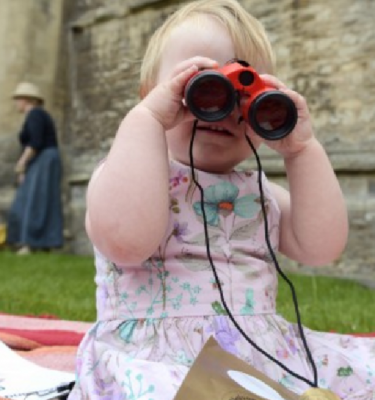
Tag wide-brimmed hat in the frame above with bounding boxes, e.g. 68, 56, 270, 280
12, 82, 44, 102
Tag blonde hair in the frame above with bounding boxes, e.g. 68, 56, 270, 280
140, 0, 276, 98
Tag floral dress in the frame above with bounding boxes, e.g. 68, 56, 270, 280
69, 160, 375, 400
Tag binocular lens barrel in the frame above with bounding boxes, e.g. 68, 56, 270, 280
184, 72, 236, 122
248, 91, 298, 140
185, 71, 298, 140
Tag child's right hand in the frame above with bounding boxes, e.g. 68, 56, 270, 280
139, 57, 218, 131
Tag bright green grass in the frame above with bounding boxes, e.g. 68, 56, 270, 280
0, 250, 96, 322
0, 250, 374, 333
278, 273, 375, 334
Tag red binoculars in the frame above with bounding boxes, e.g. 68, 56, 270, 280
184, 60, 297, 140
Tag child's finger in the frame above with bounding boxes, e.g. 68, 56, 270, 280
279, 88, 308, 113
171, 56, 218, 78
169, 64, 199, 95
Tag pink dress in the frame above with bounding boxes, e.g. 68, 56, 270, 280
69, 160, 375, 400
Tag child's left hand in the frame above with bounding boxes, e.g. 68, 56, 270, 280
252, 74, 315, 159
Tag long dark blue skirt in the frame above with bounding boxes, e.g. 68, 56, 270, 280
6, 147, 63, 249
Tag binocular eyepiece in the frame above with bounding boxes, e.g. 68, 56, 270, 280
184, 61, 297, 140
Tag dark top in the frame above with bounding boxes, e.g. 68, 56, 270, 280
19, 107, 58, 151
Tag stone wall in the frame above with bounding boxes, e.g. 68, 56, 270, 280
241, 0, 375, 280
0, 0, 374, 280
65, 0, 186, 253
66, 0, 375, 165
64, 0, 375, 280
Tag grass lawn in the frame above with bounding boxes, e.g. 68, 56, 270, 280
0, 250, 96, 322
0, 250, 374, 334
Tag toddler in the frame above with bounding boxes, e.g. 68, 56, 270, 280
69, 1, 375, 399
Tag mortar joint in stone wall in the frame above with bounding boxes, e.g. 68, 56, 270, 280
70, 0, 182, 31
128, 0, 181, 12
70, 5, 130, 32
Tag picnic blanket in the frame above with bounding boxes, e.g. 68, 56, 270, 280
0, 313, 374, 400
0, 313, 91, 373
1, 313, 374, 371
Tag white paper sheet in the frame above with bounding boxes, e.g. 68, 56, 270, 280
0, 340, 75, 399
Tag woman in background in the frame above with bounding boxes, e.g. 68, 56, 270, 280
6, 82, 63, 255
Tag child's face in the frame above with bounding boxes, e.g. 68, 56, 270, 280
158, 16, 261, 173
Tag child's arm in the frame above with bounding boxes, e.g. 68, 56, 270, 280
269, 140, 348, 266
85, 106, 171, 265
85, 57, 218, 265
260, 75, 348, 266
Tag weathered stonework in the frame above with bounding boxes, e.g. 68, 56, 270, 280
0, 0, 374, 280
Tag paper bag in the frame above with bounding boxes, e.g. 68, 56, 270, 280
174, 336, 300, 400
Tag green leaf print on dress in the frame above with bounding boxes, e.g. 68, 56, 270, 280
337, 366, 353, 377
117, 250, 203, 319
212, 300, 228, 315
128, 212, 198, 317
240, 288, 256, 315
193, 180, 261, 227
174, 349, 194, 366
119, 320, 138, 344
121, 370, 155, 400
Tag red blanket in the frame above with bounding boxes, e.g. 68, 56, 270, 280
0, 313, 91, 372
1, 313, 374, 374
